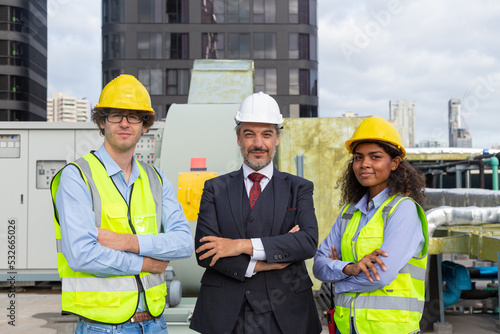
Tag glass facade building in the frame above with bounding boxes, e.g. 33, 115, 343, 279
102, 0, 318, 120
0, 0, 47, 121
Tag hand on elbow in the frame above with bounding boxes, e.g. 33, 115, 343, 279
343, 249, 388, 282
142, 257, 170, 274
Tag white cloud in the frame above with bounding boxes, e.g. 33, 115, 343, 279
46, 0, 500, 147
47, 0, 101, 106
317, 0, 500, 148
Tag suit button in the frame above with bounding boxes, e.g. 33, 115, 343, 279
246, 290, 250, 295
233, 273, 238, 277
248, 217, 254, 222
278, 255, 283, 259
274, 255, 279, 259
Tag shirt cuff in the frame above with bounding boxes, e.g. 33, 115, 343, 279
130, 254, 144, 275
136, 234, 153, 257
251, 238, 266, 260
332, 260, 352, 280
245, 258, 258, 277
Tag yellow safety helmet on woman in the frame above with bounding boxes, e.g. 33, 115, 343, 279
95, 74, 155, 114
345, 116, 406, 159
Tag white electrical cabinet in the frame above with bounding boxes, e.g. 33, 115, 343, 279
0, 109, 237, 288
0, 122, 159, 281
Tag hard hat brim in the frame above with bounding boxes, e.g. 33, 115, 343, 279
345, 137, 407, 159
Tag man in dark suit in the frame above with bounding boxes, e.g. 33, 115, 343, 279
190, 92, 322, 334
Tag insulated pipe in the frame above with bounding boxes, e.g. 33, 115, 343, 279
442, 261, 471, 307
468, 266, 498, 279
426, 206, 500, 237
483, 157, 499, 190
425, 188, 500, 210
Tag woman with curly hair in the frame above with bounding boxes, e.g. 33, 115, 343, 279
313, 117, 429, 334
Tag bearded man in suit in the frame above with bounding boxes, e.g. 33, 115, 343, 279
190, 92, 322, 334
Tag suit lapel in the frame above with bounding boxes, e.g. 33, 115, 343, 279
228, 168, 246, 238
272, 168, 291, 236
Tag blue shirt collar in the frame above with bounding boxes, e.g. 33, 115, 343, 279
354, 187, 390, 214
95, 144, 141, 182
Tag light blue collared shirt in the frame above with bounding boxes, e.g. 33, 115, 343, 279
313, 188, 424, 293
55, 144, 193, 310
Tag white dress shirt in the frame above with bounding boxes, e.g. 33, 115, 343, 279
242, 162, 274, 277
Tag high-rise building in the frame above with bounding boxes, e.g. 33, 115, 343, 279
47, 92, 88, 122
389, 100, 416, 148
101, 0, 318, 120
448, 98, 472, 147
417, 138, 446, 148
0, 1, 47, 121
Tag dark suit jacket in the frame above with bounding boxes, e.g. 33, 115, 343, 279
190, 167, 322, 334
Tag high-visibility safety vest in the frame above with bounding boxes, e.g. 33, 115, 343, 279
51, 152, 167, 324
334, 193, 428, 334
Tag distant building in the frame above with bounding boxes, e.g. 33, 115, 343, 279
417, 138, 446, 148
448, 98, 472, 147
101, 0, 318, 120
47, 92, 88, 122
389, 100, 416, 148
0, 0, 47, 121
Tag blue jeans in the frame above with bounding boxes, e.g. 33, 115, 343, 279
75, 317, 168, 334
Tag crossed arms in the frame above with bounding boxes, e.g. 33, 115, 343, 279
195, 176, 318, 280
56, 165, 193, 277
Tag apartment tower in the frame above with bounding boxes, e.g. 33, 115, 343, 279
448, 98, 472, 147
101, 0, 318, 120
47, 92, 89, 122
389, 100, 416, 148
0, 0, 47, 121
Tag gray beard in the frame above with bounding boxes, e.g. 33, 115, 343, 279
242, 149, 275, 171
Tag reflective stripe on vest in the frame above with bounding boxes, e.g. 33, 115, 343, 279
335, 293, 424, 313
400, 262, 427, 281
63, 277, 137, 292
51, 152, 167, 324
138, 161, 163, 234
335, 193, 429, 334
140, 273, 165, 290
62, 273, 164, 292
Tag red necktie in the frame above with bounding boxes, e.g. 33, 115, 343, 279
248, 173, 265, 209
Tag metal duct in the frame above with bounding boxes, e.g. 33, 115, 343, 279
427, 206, 500, 237
424, 188, 500, 236
425, 188, 500, 210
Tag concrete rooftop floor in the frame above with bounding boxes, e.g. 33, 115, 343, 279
0, 288, 498, 334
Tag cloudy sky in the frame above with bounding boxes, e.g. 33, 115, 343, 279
47, 0, 500, 148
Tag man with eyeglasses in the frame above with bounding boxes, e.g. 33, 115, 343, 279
51, 74, 193, 333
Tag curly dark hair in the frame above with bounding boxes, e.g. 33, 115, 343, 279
337, 141, 426, 207
91, 108, 156, 136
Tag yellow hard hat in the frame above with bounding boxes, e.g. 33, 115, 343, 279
345, 117, 406, 159
95, 74, 155, 114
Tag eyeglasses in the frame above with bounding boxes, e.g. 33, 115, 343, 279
104, 112, 145, 124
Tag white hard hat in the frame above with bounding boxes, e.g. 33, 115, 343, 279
234, 92, 284, 126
